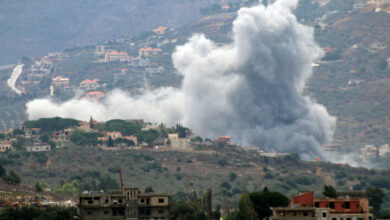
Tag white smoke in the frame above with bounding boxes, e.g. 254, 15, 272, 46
26, 0, 336, 159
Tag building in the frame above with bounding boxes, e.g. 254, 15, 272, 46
168, 133, 190, 149
122, 136, 138, 145
272, 207, 329, 220
153, 26, 167, 35
23, 127, 41, 138
0, 141, 12, 152
214, 135, 231, 145
27, 145, 51, 152
322, 144, 343, 152
138, 47, 162, 58
78, 188, 170, 220
378, 144, 390, 157
51, 76, 70, 89
51, 130, 71, 142
104, 50, 129, 62
80, 79, 100, 90
272, 192, 373, 220
85, 91, 105, 100
106, 132, 122, 140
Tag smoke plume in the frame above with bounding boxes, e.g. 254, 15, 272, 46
26, 0, 336, 159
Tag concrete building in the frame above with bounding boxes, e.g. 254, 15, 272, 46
138, 47, 162, 58
104, 50, 129, 62
27, 145, 51, 152
51, 76, 70, 89
168, 133, 190, 149
51, 130, 71, 142
80, 78, 100, 90
78, 188, 170, 220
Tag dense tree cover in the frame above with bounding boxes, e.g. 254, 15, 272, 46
170, 201, 207, 220
136, 129, 159, 145
1, 170, 21, 184
225, 189, 289, 220
12, 129, 25, 136
0, 206, 77, 220
23, 117, 79, 132
249, 188, 289, 220
366, 186, 384, 217
70, 130, 102, 146
323, 184, 337, 198
103, 119, 141, 136
175, 124, 189, 138
34, 152, 48, 164
236, 193, 257, 220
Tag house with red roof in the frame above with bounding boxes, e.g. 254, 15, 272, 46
85, 91, 105, 100
0, 141, 12, 152
153, 26, 167, 34
80, 78, 100, 90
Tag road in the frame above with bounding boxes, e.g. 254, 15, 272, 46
7, 64, 24, 95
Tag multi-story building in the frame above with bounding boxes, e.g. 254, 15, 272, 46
104, 50, 129, 62
271, 192, 373, 220
78, 188, 170, 220
51, 76, 70, 89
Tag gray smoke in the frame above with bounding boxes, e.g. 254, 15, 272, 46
26, 0, 336, 159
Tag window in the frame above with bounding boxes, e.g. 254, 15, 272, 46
146, 199, 150, 205
304, 212, 308, 216
347, 218, 351, 220
293, 212, 296, 216
119, 199, 123, 204
315, 202, 319, 208
158, 198, 165, 203
330, 202, 335, 209
104, 210, 109, 215
345, 202, 350, 209
332, 218, 337, 220
158, 209, 164, 214
141, 199, 145, 203
323, 212, 327, 218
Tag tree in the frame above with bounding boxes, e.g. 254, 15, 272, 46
249, 190, 289, 220
89, 116, 94, 129
107, 136, 114, 147
237, 193, 257, 220
322, 185, 337, 198
2, 170, 21, 184
39, 134, 50, 143
145, 186, 154, 193
366, 186, 384, 217
0, 165, 5, 177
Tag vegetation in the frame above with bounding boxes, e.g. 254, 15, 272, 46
23, 117, 79, 132
0, 206, 77, 220
322, 184, 337, 198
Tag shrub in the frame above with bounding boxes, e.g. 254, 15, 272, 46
2, 170, 21, 184
220, 181, 232, 190
294, 176, 312, 185
230, 172, 238, 181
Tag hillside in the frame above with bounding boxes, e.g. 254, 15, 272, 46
1, 144, 390, 213
0, 1, 389, 160
0, 0, 237, 65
